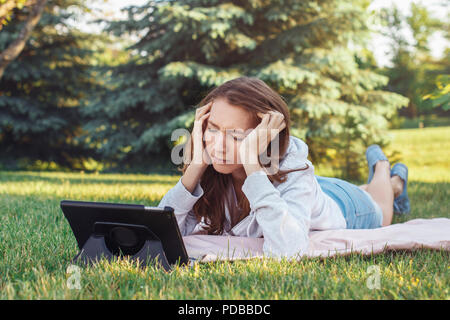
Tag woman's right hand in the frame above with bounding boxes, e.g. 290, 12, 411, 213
191, 100, 213, 168
181, 101, 213, 194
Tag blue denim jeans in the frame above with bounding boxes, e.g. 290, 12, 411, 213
316, 176, 383, 229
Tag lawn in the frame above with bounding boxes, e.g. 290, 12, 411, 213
0, 127, 449, 299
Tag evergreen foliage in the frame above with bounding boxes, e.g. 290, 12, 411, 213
83, 0, 408, 178
0, 0, 102, 169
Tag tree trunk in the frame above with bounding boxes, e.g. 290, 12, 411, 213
0, 0, 47, 79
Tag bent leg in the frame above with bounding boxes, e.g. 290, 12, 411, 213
365, 161, 394, 226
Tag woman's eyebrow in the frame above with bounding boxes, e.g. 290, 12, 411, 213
207, 120, 220, 128
207, 120, 247, 134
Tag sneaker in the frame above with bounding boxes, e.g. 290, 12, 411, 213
390, 163, 410, 215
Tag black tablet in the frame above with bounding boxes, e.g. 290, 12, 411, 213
60, 200, 189, 267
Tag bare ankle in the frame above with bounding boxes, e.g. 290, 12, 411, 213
374, 160, 390, 175
390, 175, 404, 198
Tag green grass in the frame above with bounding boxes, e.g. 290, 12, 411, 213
0, 127, 449, 299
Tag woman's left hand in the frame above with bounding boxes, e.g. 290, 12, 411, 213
239, 111, 286, 175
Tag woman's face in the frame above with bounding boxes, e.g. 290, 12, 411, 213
204, 98, 258, 174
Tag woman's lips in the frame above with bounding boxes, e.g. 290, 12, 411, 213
212, 155, 228, 163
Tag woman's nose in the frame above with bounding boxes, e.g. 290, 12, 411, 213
214, 131, 228, 155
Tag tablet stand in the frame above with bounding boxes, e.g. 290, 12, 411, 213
73, 221, 172, 271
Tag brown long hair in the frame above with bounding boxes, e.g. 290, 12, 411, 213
179, 76, 309, 235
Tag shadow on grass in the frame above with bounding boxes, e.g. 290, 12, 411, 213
314, 247, 450, 264
0, 171, 180, 186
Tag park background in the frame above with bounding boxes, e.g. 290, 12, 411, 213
0, 0, 449, 299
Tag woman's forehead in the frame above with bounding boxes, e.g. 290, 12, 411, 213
208, 98, 256, 131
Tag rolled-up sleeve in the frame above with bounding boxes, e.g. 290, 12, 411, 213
157, 176, 203, 236
241, 170, 313, 259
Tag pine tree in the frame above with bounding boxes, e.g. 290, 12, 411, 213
83, 0, 408, 178
0, 0, 102, 169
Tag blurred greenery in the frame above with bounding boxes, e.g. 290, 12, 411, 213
377, 2, 449, 117
0, 0, 104, 168
391, 114, 450, 129
0, 0, 448, 180
0, 0, 29, 30
423, 75, 450, 111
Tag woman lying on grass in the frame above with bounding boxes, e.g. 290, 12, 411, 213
158, 76, 410, 258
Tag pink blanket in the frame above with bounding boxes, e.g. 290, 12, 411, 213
183, 218, 450, 262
